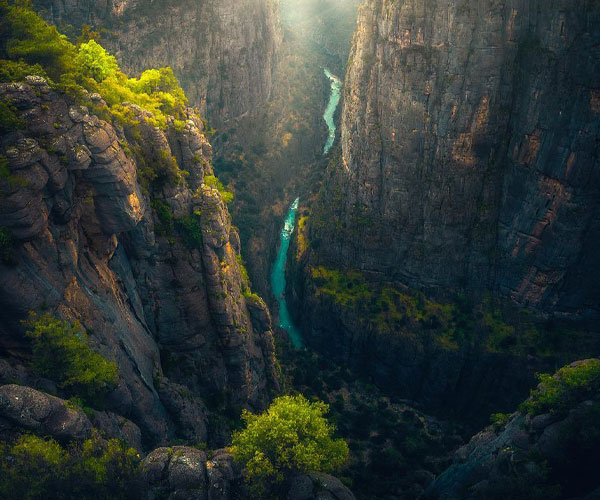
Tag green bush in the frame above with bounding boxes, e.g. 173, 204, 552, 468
0, 432, 142, 500
230, 395, 349, 496
176, 214, 203, 249
1, 1, 188, 132
74, 39, 118, 82
0, 99, 24, 133
0, 0, 75, 81
0, 58, 47, 82
520, 359, 600, 416
24, 312, 118, 406
204, 174, 234, 204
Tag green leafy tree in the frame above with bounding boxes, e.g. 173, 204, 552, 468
230, 395, 349, 495
0, 432, 143, 500
24, 312, 118, 405
0, 0, 75, 80
0, 434, 66, 500
75, 39, 119, 82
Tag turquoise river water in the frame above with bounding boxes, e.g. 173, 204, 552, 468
323, 68, 343, 154
270, 69, 342, 347
270, 198, 303, 348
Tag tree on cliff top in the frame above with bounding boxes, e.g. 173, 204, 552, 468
230, 394, 349, 496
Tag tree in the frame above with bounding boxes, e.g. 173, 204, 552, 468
24, 312, 118, 406
230, 395, 349, 495
75, 39, 119, 82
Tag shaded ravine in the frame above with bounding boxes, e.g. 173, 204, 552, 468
269, 70, 343, 348
323, 68, 343, 154
270, 198, 303, 348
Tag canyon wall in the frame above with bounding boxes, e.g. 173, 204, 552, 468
313, 0, 600, 319
0, 79, 279, 448
35, 0, 281, 126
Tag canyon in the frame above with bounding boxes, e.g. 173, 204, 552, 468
0, 0, 599, 499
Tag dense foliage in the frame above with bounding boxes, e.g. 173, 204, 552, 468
521, 359, 600, 416
24, 312, 118, 406
230, 395, 349, 495
0, 0, 188, 130
0, 433, 142, 500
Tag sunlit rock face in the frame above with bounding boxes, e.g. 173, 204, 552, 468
35, 0, 281, 125
316, 0, 600, 318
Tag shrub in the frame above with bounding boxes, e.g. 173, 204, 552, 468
24, 312, 118, 406
230, 395, 349, 495
0, 99, 24, 133
520, 359, 600, 416
74, 40, 119, 82
0, 58, 47, 83
0, 432, 143, 500
204, 174, 234, 204
0, 434, 66, 500
176, 214, 203, 249
0, 0, 75, 81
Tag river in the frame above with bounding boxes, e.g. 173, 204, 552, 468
270, 198, 303, 348
269, 69, 342, 348
323, 68, 343, 155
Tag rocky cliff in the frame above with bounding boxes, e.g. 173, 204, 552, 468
0, 77, 279, 448
34, 0, 281, 126
312, 0, 600, 319
425, 359, 600, 499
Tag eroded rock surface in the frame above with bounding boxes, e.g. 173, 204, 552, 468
313, 0, 600, 319
0, 80, 279, 447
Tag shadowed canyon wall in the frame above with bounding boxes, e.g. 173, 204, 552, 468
313, 0, 600, 319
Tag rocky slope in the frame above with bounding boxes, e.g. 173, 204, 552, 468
34, 0, 281, 126
0, 77, 279, 448
425, 359, 600, 499
311, 0, 600, 319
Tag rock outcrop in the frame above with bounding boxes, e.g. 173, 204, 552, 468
425, 359, 600, 499
34, 0, 281, 125
312, 0, 600, 319
142, 446, 356, 500
0, 79, 279, 447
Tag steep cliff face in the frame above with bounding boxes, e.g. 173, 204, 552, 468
314, 0, 600, 318
35, 0, 281, 125
0, 78, 279, 447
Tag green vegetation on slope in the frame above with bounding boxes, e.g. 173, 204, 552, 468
309, 265, 598, 360
24, 312, 118, 407
230, 394, 349, 497
520, 359, 600, 416
0, 0, 191, 194
0, 0, 187, 129
278, 347, 463, 500
0, 432, 142, 500
204, 174, 234, 204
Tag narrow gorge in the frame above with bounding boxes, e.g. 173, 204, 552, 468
0, 1, 599, 499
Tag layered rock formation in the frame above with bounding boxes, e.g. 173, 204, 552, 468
34, 0, 281, 125
313, 0, 600, 319
0, 78, 279, 447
